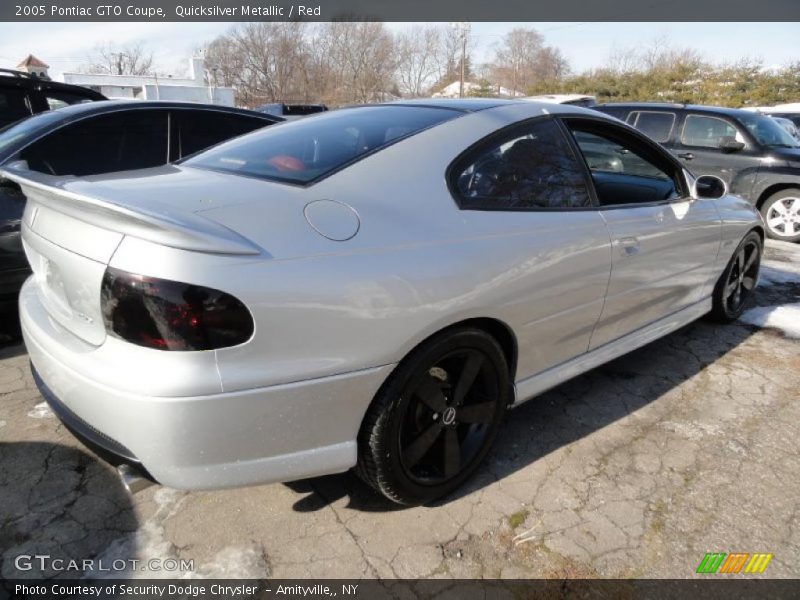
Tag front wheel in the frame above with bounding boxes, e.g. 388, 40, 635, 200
708, 231, 762, 323
356, 327, 510, 505
760, 190, 800, 242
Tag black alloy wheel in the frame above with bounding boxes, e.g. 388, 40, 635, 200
357, 327, 510, 505
709, 231, 762, 322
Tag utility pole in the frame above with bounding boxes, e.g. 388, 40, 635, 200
451, 22, 471, 98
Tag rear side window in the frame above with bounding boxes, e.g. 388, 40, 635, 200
681, 115, 743, 148
175, 110, 272, 159
20, 110, 168, 176
184, 106, 461, 185
451, 118, 591, 210
627, 111, 675, 142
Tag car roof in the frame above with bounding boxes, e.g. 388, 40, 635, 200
0, 72, 105, 97
31, 99, 279, 120
597, 102, 761, 119
384, 98, 527, 112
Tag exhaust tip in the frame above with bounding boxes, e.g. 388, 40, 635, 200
117, 463, 156, 495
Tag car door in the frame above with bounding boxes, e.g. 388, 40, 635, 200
675, 113, 762, 188
17, 109, 169, 176
450, 117, 612, 379
561, 117, 722, 349
171, 109, 275, 160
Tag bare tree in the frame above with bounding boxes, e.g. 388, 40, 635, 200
87, 42, 154, 76
395, 26, 443, 97
432, 25, 473, 91
489, 27, 567, 96
318, 21, 397, 104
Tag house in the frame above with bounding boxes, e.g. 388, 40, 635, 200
61, 56, 235, 106
17, 54, 50, 79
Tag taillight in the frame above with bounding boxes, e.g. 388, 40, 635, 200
101, 268, 254, 351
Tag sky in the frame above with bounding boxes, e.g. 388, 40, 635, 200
0, 22, 797, 82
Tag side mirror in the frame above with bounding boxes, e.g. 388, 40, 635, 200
693, 175, 727, 199
718, 136, 745, 153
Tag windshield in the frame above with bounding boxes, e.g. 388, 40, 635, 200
184, 105, 463, 185
737, 112, 800, 148
0, 110, 67, 162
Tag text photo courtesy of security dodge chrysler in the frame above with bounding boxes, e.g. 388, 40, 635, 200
5, 99, 764, 505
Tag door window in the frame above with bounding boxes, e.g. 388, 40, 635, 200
451, 118, 591, 210
627, 111, 676, 143
20, 110, 168, 176
567, 122, 682, 206
681, 115, 744, 149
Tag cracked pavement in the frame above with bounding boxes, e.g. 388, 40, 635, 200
1, 240, 798, 580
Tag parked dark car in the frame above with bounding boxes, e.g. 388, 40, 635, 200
0, 69, 106, 129
0, 100, 282, 309
594, 103, 800, 242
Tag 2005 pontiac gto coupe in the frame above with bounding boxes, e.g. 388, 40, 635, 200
4, 99, 764, 505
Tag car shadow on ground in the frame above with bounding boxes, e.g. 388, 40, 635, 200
0, 442, 138, 579
0, 305, 24, 357
287, 315, 759, 513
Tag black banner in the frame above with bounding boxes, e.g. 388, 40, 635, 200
2, 0, 800, 22
3, 579, 800, 600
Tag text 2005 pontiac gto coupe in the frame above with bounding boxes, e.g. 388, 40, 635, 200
4, 99, 763, 505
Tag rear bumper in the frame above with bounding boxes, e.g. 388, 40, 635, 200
20, 277, 394, 490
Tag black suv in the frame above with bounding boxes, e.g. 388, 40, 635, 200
0, 69, 106, 128
595, 103, 800, 242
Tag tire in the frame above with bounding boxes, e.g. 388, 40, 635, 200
760, 189, 800, 242
356, 327, 510, 506
708, 230, 762, 323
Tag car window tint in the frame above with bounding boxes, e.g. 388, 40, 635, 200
453, 118, 591, 210
0, 88, 32, 126
184, 105, 462, 185
568, 126, 680, 206
629, 111, 675, 142
177, 110, 271, 158
20, 110, 168, 176
681, 115, 743, 148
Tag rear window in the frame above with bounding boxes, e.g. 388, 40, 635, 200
184, 105, 462, 185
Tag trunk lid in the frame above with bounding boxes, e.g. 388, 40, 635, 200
3, 166, 264, 346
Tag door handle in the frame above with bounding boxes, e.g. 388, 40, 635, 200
677, 152, 694, 160
614, 236, 640, 256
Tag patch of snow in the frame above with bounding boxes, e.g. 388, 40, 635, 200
86, 488, 268, 580
86, 488, 188, 580
27, 402, 54, 419
740, 303, 800, 339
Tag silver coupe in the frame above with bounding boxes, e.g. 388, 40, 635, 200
5, 99, 764, 505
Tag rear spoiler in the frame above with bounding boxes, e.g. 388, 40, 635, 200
0, 167, 261, 256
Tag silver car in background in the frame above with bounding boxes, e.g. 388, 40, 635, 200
5, 99, 764, 505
